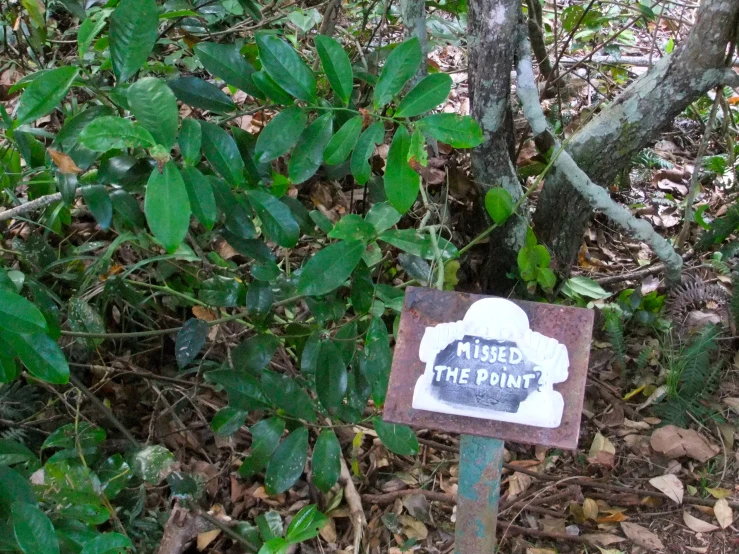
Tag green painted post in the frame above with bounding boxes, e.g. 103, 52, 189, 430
455, 434, 505, 553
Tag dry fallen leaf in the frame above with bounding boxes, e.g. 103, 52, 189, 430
705, 487, 733, 499
648, 474, 683, 504
723, 397, 739, 414
620, 521, 664, 551
192, 306, 218, 321
650, 425, 719, 462
48, 148, 82, 174
713, 498, 733, 529
527, 548, 557, 554
596, 549, 625, 554
588, 432, 616, 467
683, 510, 720, 533
583, 497, 599, 520
196, 529, 221, 551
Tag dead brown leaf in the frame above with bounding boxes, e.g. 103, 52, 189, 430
650, 425, 719, 462
583, 533, 626, 546
683, 510, 720, 533
620, 521, 664, 551
714, 499, 733, 529
48, 148, 82, 174
588, 432, 616, 468
648, 474, 683, 505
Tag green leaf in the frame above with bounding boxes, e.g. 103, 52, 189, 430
261, 370, 316, 422
201, 121, 245, 186
537, 267, 556, 292
12, 502, 59, 554
232, 334, 281, 375
416, 113, 484, 148
395, 73, 452, 118
168, 76, 236, 114
378, 228, 457, 260
211, 406, 248, 437
205, 370, 268, 410
194, 42, 264, 99
288, 113, 333, 184
311, 431, 340, 493
67, 298, 105, 349
373, 417, 418, 456
314, 35, 353, 105
179, 119, 202, 166
239, 417, 285, 479
327, 214, 376, 242
80, 186, 113, 230
316, 340, 347, 411
351, 121, 384, 185
252, 71, 295, 105
132, 445, 175, 484
78, 9, 110, 57
238, 0, 263, 20
79, 116, 155, 152
350, 261, 374, 314
364, 318, 392, 405
258, 537, 289, 554
6, 333, 69, 384
247, 190, 300, 248
365, 202, 401, 233
175, 318, 210, 368
80, 533, 132, 554
199, 276, 244, 307
0, 346, 18, 382
384, 126, 420, 214
180, 166, 217, 230
0, 439, 37, 467
0, 289, 48, 334
127, 77, 179, 149
286, 505, 328, 543
323, 116, 363, 166
484, 188, 514, 225
15, 67, 79, 126
265, 427, 308, 495
373, 38, 422, 109
298, 240, 365, 296
144, 161, 191, 253
254, 107, 306, 164
563, 276, 611, 299
256, 33, 316, 102
0, 467, 36, 519
109, 0, 159, 82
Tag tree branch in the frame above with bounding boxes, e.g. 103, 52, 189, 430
514, 28, 683, 283
0, 192, 64, 222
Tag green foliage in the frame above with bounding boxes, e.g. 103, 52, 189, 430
517, 228, 556, 295
0, 4, 487, 550
654, 327, 722, 427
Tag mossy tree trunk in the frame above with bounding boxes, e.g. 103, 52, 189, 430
468, 0, 527, 293
533, 0, 739, 273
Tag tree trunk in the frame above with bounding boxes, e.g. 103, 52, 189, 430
533, 0, 739, 272
468, 0, 527, 293
401, 0, 428, 85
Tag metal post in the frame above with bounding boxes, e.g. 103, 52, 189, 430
455, 434, 505, 553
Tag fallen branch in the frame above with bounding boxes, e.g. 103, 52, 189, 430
593, 249, 695, 286
361, 488, 454, 505
498, 521, 596, 545
514, 27, 683, 284
0, 192, 65, 223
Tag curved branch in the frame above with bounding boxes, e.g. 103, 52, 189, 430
0, 192, 64, 222
514, 28, 683, 283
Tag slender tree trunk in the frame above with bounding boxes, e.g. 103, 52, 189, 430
468, 0, 526, 293
401, 0, 428, 84
526, 0, 553, 79
534, 0, 739, 272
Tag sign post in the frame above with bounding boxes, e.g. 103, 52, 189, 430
384, 287, 594, 552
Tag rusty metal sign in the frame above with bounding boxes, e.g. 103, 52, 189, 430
384, 287, 594, 450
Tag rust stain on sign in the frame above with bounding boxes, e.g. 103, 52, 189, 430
383, 287, 594, 450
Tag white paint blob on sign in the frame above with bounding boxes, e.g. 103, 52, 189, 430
412, 298, 569, 428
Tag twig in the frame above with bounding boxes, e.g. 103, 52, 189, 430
676, 88, 722, 249
339, 454, 365, 553
0, 192, 65, 222
185, 500, 259, 552
361, 488, 454, 504
68, 373, 141, 448
593, 249, 695, 285
157, 501, 217, 554
498, 521, 596, 545
514, 26, 683, 283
